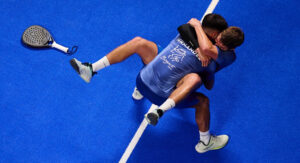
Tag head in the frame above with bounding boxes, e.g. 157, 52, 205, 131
202, 13, 228, 42
215, 26, 244, 51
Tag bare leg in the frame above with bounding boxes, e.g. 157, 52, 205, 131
167, 73, 210, 131
169, 73, 202, 104
106, 36, 158, 65
70, 36, 158, 83
145, 73, 202, 125
193, 93, 210, 131
154, 73, 210, 131
193, 93, 229, 153
106, 37, 158, 99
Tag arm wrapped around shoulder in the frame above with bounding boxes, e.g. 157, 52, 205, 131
177, 24, 199, 50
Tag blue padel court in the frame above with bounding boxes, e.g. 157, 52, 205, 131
0, 0, 299, 162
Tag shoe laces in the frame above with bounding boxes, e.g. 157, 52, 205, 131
83, 62, 97, 76
199, 135, 215, 146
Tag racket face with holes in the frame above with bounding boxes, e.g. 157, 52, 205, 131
22, 25, 53, 48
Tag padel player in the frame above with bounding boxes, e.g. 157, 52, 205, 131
69, 14, 244, 153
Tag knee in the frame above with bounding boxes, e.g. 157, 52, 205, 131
185, 73, 202, 86
193, 93, 210, 108
132, 36, 143, 42
132, 36, 148, 47
197, 93, 209, 105
201, 95, 209, 105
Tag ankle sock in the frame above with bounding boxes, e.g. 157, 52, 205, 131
92, 56, 110, 72
199, 130, 211, 145
159, 98, 175, 112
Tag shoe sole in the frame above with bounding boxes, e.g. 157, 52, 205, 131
211, 138, 229, 150
70, 59, 80, 74
132, 92, 144, 100
70, 59, 91, 83
196, 136, 229, 153
146, 113, 158, 126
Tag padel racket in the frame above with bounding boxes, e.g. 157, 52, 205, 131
22, 25, 78, 55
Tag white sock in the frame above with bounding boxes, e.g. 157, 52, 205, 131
159, 98, 175, 112
199, 130, 211, 145
92, 56, 110, 72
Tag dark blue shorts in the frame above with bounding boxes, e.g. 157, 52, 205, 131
136, 73, 200, 108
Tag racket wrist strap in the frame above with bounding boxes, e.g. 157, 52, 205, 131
67, 46, 78, 55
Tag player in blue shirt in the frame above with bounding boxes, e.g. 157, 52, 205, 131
69, 14, 244, 153
137, 34, 236, 100
142, 23, 243, 153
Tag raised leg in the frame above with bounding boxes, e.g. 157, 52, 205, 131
169, 73, 202, 103
70, 37, 158, 83
145, 73, 202, 125
106, 36, 158, 65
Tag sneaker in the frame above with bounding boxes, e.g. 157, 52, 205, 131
195, 135, 229, 153
70, 58, 94, 83
132, 87, 144, 100
145, 109, 164, 126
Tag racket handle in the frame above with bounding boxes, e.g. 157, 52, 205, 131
51, 42, 69, 53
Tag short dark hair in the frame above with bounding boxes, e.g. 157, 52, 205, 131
220, 26, 244, 49
202, 13, 228, 32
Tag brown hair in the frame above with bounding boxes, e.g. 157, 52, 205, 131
220, 26, 244, 49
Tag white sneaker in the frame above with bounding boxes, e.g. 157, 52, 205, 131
195, 135, 229, 153
70, 58, 94, 83
132, 87, 144, 100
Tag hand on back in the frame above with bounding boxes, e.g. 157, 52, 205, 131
188, 18, 201, 28
196, 48, 211, 67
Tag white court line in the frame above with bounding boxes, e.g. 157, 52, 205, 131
119, 1, 219, 162
119, 104, 158, 163
201, 0, 220, 22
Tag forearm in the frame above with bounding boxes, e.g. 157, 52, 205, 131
194, 25, 218, 60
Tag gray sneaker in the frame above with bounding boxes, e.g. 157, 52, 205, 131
70, 58, 94, 83
132, 87, 144, 100
195, 135, 229, 153
145, 109, 164, 126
